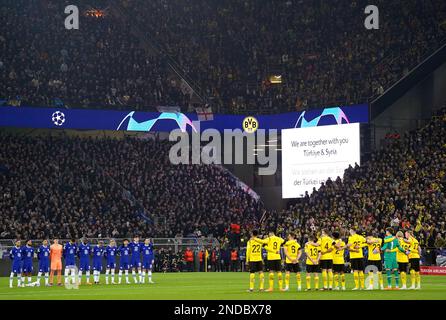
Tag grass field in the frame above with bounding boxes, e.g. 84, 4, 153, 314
0, 273, 445, 300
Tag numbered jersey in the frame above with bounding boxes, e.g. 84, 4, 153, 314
246, 239, 263, 262
283, 240, 301, 263
78, 243, 91, 260
305, 243, 321, 265
367, 237, 382, 261
22, 246, 34, 262
397, 239, 410, 263
333, 240, 346, 264
263, 236, 285, 261
319, 236, 335, 260
37, 245, 50, 261
348, 234, 366, 259
408, 237, 420, 259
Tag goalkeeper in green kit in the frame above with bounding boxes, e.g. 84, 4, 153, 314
381, 228, 410, 290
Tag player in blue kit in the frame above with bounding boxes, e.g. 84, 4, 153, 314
77, 238, 92, 285
63, 239, 77, 285
118, 239, 131, 284
9, 240, 23, 288
105, 239, 118, 285
92, 241, 104, 284
36, 240, 50, 287
21, 240, 35, 286
129, 236, 142, 284
141, 238, 155, 284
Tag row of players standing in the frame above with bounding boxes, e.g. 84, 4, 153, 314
8, 236, 154, 288
245, 227, 421, 292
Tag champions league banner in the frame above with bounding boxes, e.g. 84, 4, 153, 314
0, 104, 368, 132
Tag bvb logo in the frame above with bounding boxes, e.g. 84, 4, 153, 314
243, 116, 258, 133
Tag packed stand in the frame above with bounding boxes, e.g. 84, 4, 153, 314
0, 132, 261, 241
0, 0, 190, 111
121, 0, 446, 113
1, 0, 445, 113
258, 107, 446, 265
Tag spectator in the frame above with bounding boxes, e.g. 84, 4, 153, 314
183, 247, 194, 272
230, 249, 239, 272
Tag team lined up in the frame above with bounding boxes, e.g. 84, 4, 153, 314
8, 236, 155, 288
245, 228, 422, 292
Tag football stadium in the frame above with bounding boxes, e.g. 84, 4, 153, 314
1, 0, 446, 305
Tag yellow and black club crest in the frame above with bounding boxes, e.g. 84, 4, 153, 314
242, 116, 259, 133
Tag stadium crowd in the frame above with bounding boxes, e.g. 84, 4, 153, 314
0, 0, 445, 270
1, 0, 445, 113
0, 0, 190, 111
0, 132, 260, 241
1, 107, 445, 268
257, 106, 446, 265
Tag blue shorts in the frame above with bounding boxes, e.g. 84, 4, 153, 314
79, 260, 90, 271
39, 263, 49, 273
22, 261, 33, 273
131, 259, 141, 268
119, 261, 130, 270
65, 258, 76, 267
12, 264, 22, 274
142, 260, 153, 270
93, 262, 102, 271
107, 262, 116, 269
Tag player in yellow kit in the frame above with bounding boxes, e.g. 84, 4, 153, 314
245, 230, 265, 292
346, 228, 367, 290
304, 234, 321, 291
283, 233, 302, 291
253, 230, 285, 292
366, 233, 384, 290
318, 230, 335, 290
332, 231, 346, 290
396, 231, 411, 289
405, 230, 421, 289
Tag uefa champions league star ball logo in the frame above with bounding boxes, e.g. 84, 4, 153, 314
52, 111, 66, 126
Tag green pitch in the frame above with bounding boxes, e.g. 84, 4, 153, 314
0, 273, 445, 300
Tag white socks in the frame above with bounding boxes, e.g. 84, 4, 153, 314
119, 270, 130, 283
93, 271, 100, 282
106, 269, 110, 284
78, 270, 90, 282
106, 269, 116, 284
64, 269, 70, 283
10, 273, 22, 287
71, 269, 76, 284
139, 270, 153, 283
